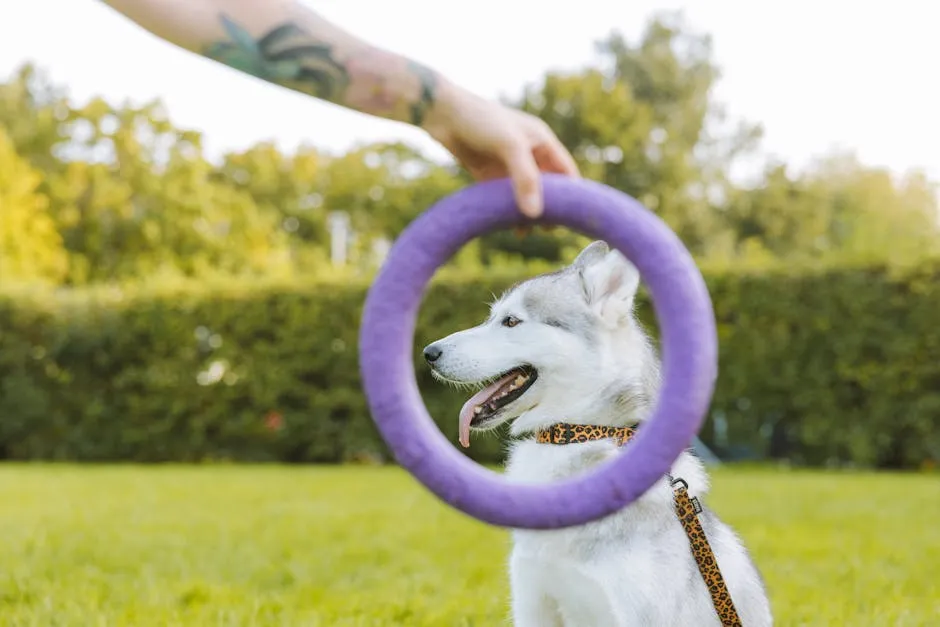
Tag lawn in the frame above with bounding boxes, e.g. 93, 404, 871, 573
0, 464, 937, 626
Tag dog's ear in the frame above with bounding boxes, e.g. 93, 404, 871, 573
579, 248, 641, 325
571, 241, 609, 271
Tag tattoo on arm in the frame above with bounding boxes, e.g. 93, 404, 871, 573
204, 15, 349, 100
202, 13, 437, 126
407, 61, 437, 127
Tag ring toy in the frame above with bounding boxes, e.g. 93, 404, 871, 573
359, 174, 717, 529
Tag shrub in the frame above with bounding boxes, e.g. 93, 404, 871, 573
1, 263, 938, 468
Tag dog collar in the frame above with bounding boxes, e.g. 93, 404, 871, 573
536, 423, 637, 445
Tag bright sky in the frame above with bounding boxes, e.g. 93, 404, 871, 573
0, 0, 937, 185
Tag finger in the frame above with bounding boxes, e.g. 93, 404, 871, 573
541, 134, 580, 178
535, 147, 576, 177
503, 143, 543, 218
526, 118, 580, 178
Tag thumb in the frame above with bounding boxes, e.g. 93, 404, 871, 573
503, 143, 543, 218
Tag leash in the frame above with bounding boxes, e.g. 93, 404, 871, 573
536, 423, 744, 627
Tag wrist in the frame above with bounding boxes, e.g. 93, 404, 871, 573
420, 78, 471, 143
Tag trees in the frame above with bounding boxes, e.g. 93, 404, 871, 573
0, 127, 68, 283
513, 12, 763, 260
724, 153, 939, 265
512, 12, 938, 266
0, 12, 936, 284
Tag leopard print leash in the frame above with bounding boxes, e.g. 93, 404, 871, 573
536, 423, 744, 627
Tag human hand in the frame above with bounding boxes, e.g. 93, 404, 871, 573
423, 87, 580, 218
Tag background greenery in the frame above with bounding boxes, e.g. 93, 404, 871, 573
2, 12, 938, 468
3, 13, 937, 287
2, 261, 939, 468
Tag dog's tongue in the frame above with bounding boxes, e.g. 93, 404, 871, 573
458, 373, 515, 448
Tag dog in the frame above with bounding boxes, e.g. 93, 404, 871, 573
423, 241, 773, 626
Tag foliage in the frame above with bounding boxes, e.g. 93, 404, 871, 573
724, 154, 940, 265
0, 66, 464, 285
515, 13, 763, 258
0, 127, 69, 283
1, 13, 936, 287
2, 260, 939, 468
513, 12, 937, 265
0, 464, 937, 626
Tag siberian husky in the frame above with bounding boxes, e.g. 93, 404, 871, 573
423, 241, 773, 626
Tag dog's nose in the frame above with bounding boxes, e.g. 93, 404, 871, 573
423, 344, 443, 363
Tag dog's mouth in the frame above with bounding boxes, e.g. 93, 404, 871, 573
458, 365, 538, 448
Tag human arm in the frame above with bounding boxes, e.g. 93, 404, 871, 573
100, 0, 579, 216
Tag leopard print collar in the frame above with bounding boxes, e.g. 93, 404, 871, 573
535, 423, 637, 445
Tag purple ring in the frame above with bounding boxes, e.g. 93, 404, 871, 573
359, 174, 717, 529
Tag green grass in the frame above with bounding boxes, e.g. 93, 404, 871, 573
0, 465, 937, 626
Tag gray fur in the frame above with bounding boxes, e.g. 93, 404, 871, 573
521, 271, 599, 343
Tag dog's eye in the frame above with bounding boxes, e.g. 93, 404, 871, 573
502, 315, 522, 328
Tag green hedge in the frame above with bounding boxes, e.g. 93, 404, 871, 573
1, 264, 939, 469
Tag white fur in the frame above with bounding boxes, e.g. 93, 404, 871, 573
427, 242, 773, 626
